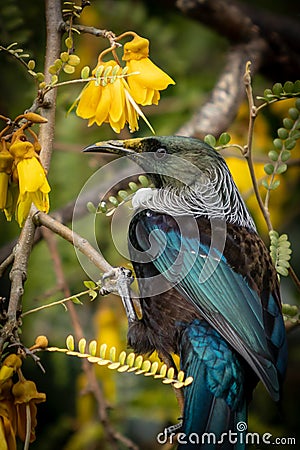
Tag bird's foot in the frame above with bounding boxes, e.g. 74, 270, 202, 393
100, 267, 133, 295
100, 267, 137, 323
164, 419, 183, 436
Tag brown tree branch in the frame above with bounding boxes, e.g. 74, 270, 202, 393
0, 0, 63, 351
32, 211, 112, 274
176, 39, 267, 138
176, 0, 300, 137
39, 226, 137, 449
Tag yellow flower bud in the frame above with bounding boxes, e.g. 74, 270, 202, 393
29, 335, 49, 351
23, 112, 47, 124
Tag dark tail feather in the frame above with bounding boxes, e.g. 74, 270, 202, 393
179, 321, 247, 449
179, 364, 247, 449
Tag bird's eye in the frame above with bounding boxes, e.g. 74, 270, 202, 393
155, 148, 167, 159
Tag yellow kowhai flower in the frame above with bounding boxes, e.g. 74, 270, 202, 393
0, 379, 17, 450
9, 133, 50, 227
0, 141, 13, 211
122, 33, 175, 106
12, 378, 46, 444
76, 60, 140, 133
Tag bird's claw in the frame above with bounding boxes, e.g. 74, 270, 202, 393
164, 419, 183, 436
100, 267, 134, 296
100, 267, 137, 323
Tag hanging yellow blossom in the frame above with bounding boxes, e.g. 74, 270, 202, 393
12, 379, 46, 443
76, 60, 139, 133
0, 141, 13, 211
0, 379, 17, 450
9, 133, 50, 227
122, 34, 175, 106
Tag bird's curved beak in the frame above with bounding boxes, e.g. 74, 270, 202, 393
83, 138, 142, 156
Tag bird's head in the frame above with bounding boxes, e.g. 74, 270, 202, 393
84, 136, 227, 189
84, 135, 256, 229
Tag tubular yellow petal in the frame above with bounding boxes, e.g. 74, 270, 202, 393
94, 85, 111, 126
109, 79, 125, 123
127, 58, 175, 90
16, 193, 32, 227
76, 81, 102, 119
17, 159, 50, 195
0, 173, 9, 209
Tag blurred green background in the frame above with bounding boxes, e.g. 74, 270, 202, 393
0, 1, 299, 448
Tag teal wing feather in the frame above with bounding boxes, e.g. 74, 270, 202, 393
132, 210, 287, 401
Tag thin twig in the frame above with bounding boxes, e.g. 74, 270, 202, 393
32, 212, 112, 273
0, 252, 14, 276
243, 63, 273, 231
21, 290, 92, 317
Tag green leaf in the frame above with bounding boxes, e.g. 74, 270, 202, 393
99, 201, 107, 213
283, 81, 294, 93
78, 338, 87, 354
87, 201, 96, 213
218, 132, 231, 145
268, 150, 279, 162
288, 108, 299, 120
109, 346, 116, 361
99, 343, 107, 359
282, 304, 298, 317
269, 179, 280, 190
263, 88, 273, 98
89, 340, 97, 356
95, 65, 104, 79
84, 280, 97, 289
272, 82, 283, 96
275, 163, 287, 174
264, 163, 274, 175
72, 297, 83, 305
65, 37, 73, 49
108, 196, 119, 206
28, 59, 35, 70
68, 54, 80, 66
128, 182, 138, 192
66, 335, 75, 351
277, 128, 289, 140
36, 72, 45, 82
51, 75, 58, 85
88, 290, 98, 301
81, 66, 90, 79
283, 118, 294, 129
204, 134, 216, 147
281, 150, 291, 162
285, 139, 296, 150
138, 175, 149, 187
63, 64, 75, 74
276, 266, 289, 277
289, 130, 300, 140
273, 138, 283, 150
118, 190, 128, 200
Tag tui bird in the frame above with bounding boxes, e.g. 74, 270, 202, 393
85, 136, 287, 449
